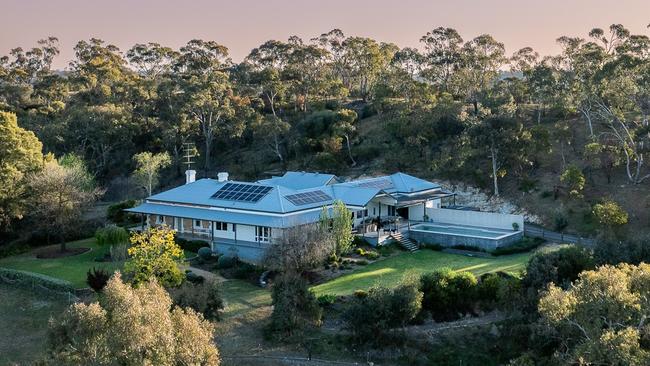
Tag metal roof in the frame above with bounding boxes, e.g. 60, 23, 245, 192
127, 171, 444, 227
257, 171, 336, 190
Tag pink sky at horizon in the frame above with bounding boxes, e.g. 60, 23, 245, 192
2, 0, 648, 70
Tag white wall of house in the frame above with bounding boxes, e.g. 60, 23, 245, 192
213, 222, 236, 240
425, 207, 524, 231
408, 204, 426, 221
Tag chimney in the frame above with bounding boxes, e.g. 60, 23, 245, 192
217, 172, 229, 182
185, 170, 196, 184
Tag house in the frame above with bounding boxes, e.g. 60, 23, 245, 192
126, 171, 524, 262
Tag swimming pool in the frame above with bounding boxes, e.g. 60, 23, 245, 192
409, 222, 523, 251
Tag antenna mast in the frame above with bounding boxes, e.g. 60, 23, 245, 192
182, 142, 196, 171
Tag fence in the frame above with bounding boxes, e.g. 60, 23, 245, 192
0, 267, 82, 303
524, 224, 596, 247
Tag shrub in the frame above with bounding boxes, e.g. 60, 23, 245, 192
560, 166, 586, 198
186, 271, 205, 284
356, 259, 368, 265
317, 294, 337, 307
109, 244, 129, 261
592, 199, 628, 229
125, 227, 185, 288
491, 237, 543, 256
521, 245, 594, 312
420, 269, 478, 321
353, 289, 368, 298
106, 199, 138, 224
355, 247, 366, 256
343, 273, 422, 344
422, 243, 444, 251
364, 250, 380, 260
47, 274, 220, 364
216, 255, 235, 269
554, 211, 569, 232
377, 243, 397, 256
177, 238, 209, 253
231, 262, 263, 280
170, 279, 223, 320
594, 235, 650, 266
476, 272, 502, 306
197, 247, 213, 261
0, 268, 74, 293
86, 267, 111, 292
95, 225, 129, 247
268, 272, 322, 336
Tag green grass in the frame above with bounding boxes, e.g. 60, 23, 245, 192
0, 283, 70, 365
0, 238, 123, 288
312, 249, 532, 296
220, 279, 272, 317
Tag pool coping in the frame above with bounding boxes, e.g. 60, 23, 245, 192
409, 222, 522, 240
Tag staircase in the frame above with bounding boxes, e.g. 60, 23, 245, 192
391, 232, 419, 252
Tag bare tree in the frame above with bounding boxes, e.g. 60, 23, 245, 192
263, 223, 334, 273
28, 161, 102, 251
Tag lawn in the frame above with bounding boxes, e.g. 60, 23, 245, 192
0, 238, 197, 289
312, 249, 532, 296
0, 283, 70, 365
0, 238, 123, 288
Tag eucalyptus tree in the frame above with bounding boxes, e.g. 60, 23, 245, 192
340, 37, 398, 101
0, 111, 44, 232
458, 34, 507, 115
419, 27, 464, 93
470, 114, 532, 196
173, 39, 248, 172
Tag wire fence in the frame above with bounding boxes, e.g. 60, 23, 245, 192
0, 267, 82, 304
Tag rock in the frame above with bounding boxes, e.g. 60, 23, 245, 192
490, 324, 500, 337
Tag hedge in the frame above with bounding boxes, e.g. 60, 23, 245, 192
0, 267, 76, 292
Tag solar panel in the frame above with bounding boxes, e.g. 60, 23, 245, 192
357, 178, 394, 190
285, 190, 332, 206
211, 183, 273, 203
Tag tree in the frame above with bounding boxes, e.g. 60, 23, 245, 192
174, 40, 247, 172
322, 200, 353, 255
343, 273, 422, 344
46, 273, 220, 365
560, 165, 586, 198
592, 199, 628, 229
125, 226, 185, 287
471, 115, 532, 196
538, 263, 650, 365
332, 109, 358, 166
132, 151, 172, 196
28, 159, 100, 251
0, 111, 43, 232
263, 223, 334, 273
268, 271, 322, 336
459, 34, 507, 115
420, 27, 464, 92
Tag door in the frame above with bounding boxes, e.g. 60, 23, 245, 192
396, 207, 409, 220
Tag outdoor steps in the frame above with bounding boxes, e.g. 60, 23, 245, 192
391, 232, 419, 252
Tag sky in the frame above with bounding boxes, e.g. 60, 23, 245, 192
1, 0, 649, 70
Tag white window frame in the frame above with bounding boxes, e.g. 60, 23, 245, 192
215, 221, 227, 231
157, 215, 165, 224
256, 226, 271, 242
194, 219, 202, 229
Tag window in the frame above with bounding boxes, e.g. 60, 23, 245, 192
157, 215, 165, 224
256, 226, 271, 242
388, 205, 396, 216
214, 221, 227, 231
356, 210, 362, 219
194, 219, 202, 228
364, 209, 368, 217
373, 207, 376, 215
